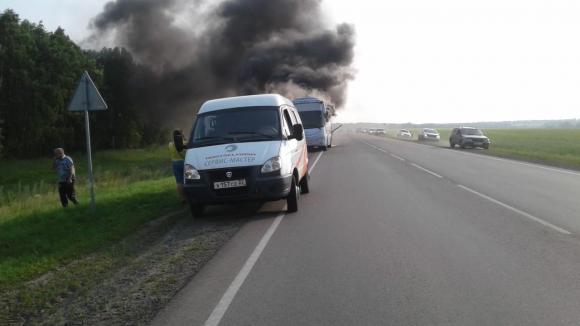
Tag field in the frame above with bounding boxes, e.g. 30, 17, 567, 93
0, 145, 179, 288
384, 128, 580, 169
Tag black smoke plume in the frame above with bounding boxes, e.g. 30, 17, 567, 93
89, 0, 356, 126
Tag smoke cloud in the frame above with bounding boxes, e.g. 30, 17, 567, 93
89, 0, 356, 125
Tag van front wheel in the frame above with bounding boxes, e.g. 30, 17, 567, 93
300, 172, 310, 194
287, 176, 299, 213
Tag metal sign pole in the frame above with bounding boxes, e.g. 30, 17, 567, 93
84, 76, 96, 211
68, 71, 107, 211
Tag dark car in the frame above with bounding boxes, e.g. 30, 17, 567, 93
449, 127, 490, 149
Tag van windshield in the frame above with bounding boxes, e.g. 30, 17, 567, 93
189, 106, 282, 148
298, 111, 325, 129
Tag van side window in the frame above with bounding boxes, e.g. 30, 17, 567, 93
290, 110, 301, 125
283, 109, 294, 126
281, 109, 292, 137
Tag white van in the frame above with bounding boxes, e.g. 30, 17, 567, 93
293, 97, 333, 151
183, 94, 310, 217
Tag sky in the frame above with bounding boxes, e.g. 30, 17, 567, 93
2, 0, 580, 123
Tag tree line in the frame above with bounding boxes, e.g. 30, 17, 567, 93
0, 9, 168, 159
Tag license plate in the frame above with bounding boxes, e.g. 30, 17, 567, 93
474, 142, 483, 146
214, 179, 247, 189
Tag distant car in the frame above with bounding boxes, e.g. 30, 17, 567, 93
397, 129, 412, 139
418, 128, 440, 141
375, 128, 386, 136
449, 127, 490, 149
368, 128, 377, 135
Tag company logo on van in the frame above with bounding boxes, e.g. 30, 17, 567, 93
225, 145, 238, 152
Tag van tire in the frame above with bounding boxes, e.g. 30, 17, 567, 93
189, 203, 205, 218
300, 173, 310, 194
321, 146, 328, 151
287, 176, 299, 213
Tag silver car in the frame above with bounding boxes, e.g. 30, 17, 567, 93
418, 128, 440, 141
397, 129, 412, 139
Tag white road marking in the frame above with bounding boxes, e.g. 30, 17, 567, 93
366, 134, 580, 177
457, 185, 572, 235
361, 141, 388, 154
362, 135, 573, 235
204, 152, 324, 326
390, 153, 406, 162
444, 146, 580, 177
309, 151, 324, 174
362, 140, 410, 162
364, 140, 442, 177
411, 163, 443, 178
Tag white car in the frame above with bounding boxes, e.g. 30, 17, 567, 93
418, 128, 440, 141
397, 129, 412, 139
375, 128, 386, 136
183, 94, 310, 217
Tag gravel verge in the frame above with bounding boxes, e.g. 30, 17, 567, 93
1, 205, 257, 325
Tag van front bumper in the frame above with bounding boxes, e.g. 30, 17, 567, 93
184, 167, 293, 204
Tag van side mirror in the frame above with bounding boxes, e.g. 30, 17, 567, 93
290, 124, 304, 141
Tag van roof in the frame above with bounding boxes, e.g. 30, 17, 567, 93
198, 94, 293, 114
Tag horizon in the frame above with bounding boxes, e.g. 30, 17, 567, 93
340, 117, 580, 126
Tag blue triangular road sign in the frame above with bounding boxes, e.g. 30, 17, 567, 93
68, 71, 108, 111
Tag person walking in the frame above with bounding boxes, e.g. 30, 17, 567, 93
169, 129, 187, 203
53, 148, 78, 207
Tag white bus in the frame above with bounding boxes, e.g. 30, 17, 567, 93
292, 97, 333, 151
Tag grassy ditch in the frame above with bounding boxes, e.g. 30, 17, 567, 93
0, 145, 183, 288
0, 145, 208, 323
381, 128, 580, 170
0, 145, 253, 325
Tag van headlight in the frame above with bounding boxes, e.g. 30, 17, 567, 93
261, 156, 282, 174
184, 164, 201, 180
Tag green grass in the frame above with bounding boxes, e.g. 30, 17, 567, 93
0, 145, 182, 289
484, 129, 580, 167
384, 128, 580, 169
0, 145, 170, 206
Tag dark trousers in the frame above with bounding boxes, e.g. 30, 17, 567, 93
58, 181, 78, 207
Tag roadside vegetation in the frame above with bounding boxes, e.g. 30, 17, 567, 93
0, 144, 250, 325
384, 128, 580, 170
0, 145, 177, 284
0, 9, 167, 160
0, 146, 178, 319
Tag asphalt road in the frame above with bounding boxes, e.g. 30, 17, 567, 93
152, 132, 580, 326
